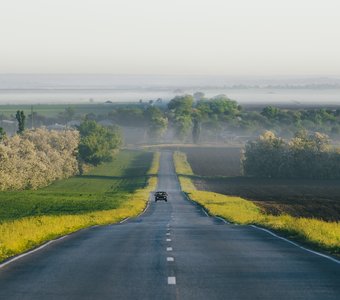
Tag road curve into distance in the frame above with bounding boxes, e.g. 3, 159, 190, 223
0, 151, 339, 299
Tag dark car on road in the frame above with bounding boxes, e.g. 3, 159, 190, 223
155, 191, 168, 202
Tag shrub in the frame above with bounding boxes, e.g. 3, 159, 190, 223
0, 129, 79, 190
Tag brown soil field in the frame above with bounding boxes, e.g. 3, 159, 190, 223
180, 147, 242, 177
178, 145, 340, 222
194, 177, 340, 222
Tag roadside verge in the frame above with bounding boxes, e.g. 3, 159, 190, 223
0, 151, 159, 264
173, 151, 340, 258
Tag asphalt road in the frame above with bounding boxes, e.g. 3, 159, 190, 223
0, 151, 339, 300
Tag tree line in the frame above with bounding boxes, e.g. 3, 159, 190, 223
3, 97, 340, 143
0, 117, 123, 191
242, 130, 340, 179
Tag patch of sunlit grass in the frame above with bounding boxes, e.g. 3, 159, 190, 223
173, 151, 193, 175
0, 152, 158, 262
147, 151, 160, 175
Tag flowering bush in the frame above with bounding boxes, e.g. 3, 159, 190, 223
0, 129, 79, 190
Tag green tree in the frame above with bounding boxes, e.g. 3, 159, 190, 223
77, 120, 122, 165
0, 127, 5, 141
15, 110, 26, 134
192, 118, 201, 144
261, 106, 280, 120
168, 95, 194, 141
144, 107, 168, 140
168, 95, 194, 115
242, 131, 286, 178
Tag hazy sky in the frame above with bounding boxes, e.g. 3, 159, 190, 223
0, 0, 339, 76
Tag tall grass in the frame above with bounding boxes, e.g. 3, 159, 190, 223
173, 151, 194, 175
147, 151, 160, 175
174, 151, 340, 255
0, 151, 158, 262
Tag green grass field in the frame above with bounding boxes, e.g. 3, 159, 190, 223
0, 103, 139, 118
0, 149, 158, 262
0, 150, 152, 222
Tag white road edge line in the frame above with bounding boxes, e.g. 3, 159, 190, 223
251, 225, 340, 264
119, 217, 130, 224
184, 191, 339, 264
168, 277, 176, 285
167, 257, 174, 262
202, 209, 209, 217
0, 235, 68, 270
184, 192, 228, 224
121, 193, 152, 224
215, 216, 229, 224
137, 194, 152, 217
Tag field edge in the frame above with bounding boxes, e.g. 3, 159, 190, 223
173, 151, 340, 257
0, 151, 160, 263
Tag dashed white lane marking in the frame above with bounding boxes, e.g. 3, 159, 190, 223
251, 225, 340, 264
166, 247, 173, 251
168, 277, 176, 285
167, 257, 174, 262
166, 239, 171, 242
166, 233, 171, 236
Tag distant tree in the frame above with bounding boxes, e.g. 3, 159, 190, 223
59, 106, 76, 123
174, 114, 192, 141
192, 118, 201, 144
196, 95, 240, 121
168, 95, 194, 115
242, 131, 286, 178
0, 127, 5, 141
243, 130, 340, 179
261, 106, 280, 120
77, 120, 122, 165
27, 112, 47, 128
144, 107, 168, 140
15, 110, 26, 134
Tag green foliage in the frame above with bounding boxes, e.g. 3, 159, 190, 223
4, 100, 340, 143
109, 107, 147, 127
243, 131, 340, 179
0, 127, 5, 141
192, 118, 201, 144
174, 114, 193, 141
78, 120, 122, 165
168, 95, 194, 115
144, 107, 168, 140
15, 110, 25, 134
196, 95, 240, 120
261, 106, 280, 120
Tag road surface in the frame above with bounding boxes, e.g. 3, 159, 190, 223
0, 151, 339, 299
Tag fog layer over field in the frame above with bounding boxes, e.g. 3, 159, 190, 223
0, 74, 339, 105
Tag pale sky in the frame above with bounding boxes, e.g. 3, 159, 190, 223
0, 0, 339, 76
